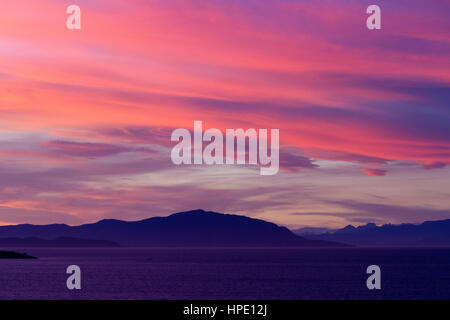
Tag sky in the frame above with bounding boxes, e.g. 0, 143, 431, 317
0, 0, 449, 228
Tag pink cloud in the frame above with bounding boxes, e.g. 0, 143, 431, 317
361, 168, 387, 177
0, 0, 449, 226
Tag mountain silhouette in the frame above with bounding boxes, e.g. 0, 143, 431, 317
0, 237, 118, 247
0, 210, 344, 247
305, 219, 450, 246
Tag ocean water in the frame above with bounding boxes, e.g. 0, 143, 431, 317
0, 247, 449, 300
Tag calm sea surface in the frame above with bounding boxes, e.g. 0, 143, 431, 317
0, 247, 449, 300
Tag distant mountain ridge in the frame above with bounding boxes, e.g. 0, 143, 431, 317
0, 210, 344, 247
0, 237, 118, 247
305, 219, 450, 246
292, 227, 336, 236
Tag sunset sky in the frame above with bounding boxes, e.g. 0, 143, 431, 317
0, 0, 449, 228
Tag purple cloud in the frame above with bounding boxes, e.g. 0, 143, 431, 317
361, 168, 387, 177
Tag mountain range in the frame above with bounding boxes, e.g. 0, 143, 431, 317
2, 210, 448, 247
302, 219, 450, 246
0, 210, 344, 247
